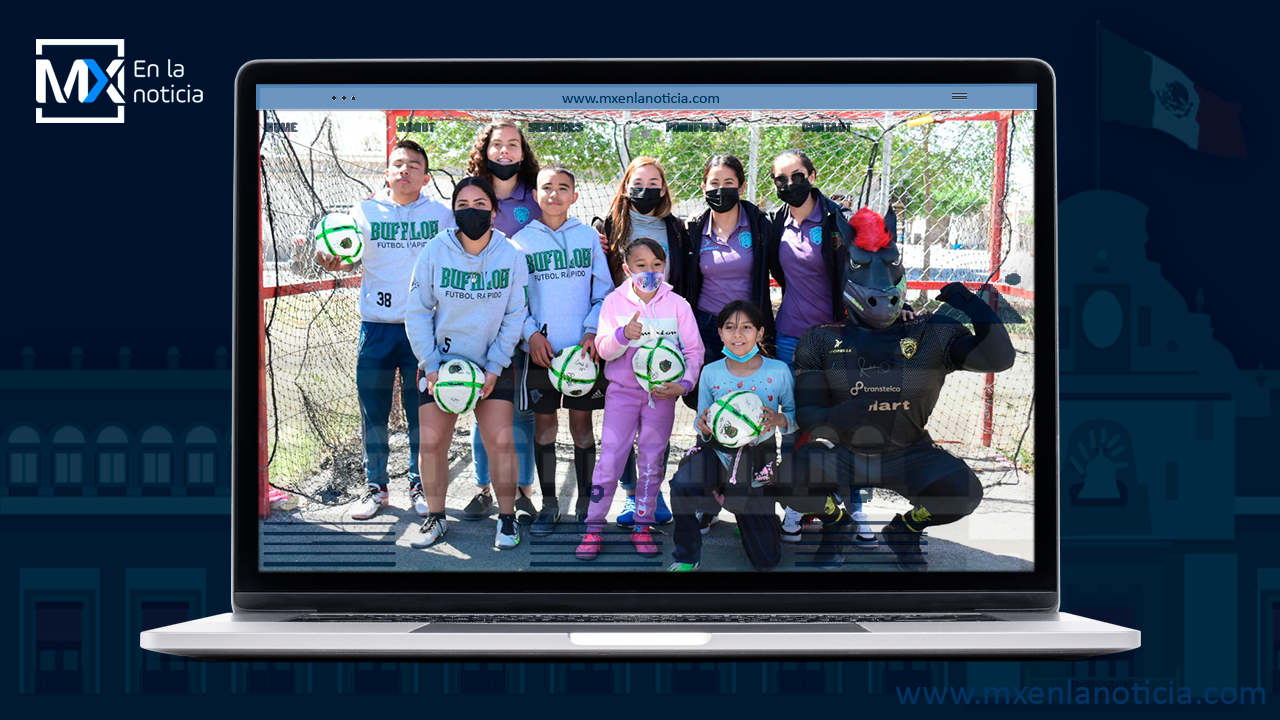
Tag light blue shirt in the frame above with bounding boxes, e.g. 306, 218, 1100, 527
696, 357, 797, 468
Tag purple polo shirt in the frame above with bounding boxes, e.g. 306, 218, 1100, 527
697, 209, 754, 315
774, 201, 832, 338
495, 182, 542, 239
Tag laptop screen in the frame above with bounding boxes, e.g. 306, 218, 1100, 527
251, 78, 1038, 578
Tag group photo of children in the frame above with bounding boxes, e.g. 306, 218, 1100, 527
259, 109, 1038, 573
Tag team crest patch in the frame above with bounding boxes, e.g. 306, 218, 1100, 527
449, 362, 463, 373
809, 227, 823, 245
659, 359, 672, 372
739, 231, 752, 248
724, 426, 739, 439
900, 338, 918, 359
530, 390, 543, 404
514, 206, 530, 224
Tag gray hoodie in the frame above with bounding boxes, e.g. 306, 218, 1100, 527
510, 217, 612, 354
405, 227, 529, 377
348, 188, 455, 324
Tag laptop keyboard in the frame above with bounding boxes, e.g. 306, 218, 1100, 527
291, 613, 994, 624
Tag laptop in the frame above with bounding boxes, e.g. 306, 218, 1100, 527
141, 58, 1139, 658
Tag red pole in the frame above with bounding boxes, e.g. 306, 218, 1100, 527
258, 125, 271, 520
981, 111, 1011, 448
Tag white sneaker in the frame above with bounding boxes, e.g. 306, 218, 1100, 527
780, 506, 804, 543
852, 511, 879, 548
411, 515, 447, 548
696, 511, 720, 535
495, 514, 521, 550
409, 486, 430, 516
351, 487, 388, 520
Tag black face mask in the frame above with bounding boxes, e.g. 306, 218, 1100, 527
487, 160, 520, 181
776, 178, 812, 208
628, 186, 663, 214
704, 186, 741, 213
455, 208, 492, 240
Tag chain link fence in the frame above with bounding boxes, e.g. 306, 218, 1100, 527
259, 109, 1035, 508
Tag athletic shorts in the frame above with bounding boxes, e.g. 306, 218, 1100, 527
520, 350, 608, 414
418, 361, 515, 408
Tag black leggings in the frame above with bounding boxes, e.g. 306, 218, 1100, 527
775, 437, 982, 529
670, 445, 781, 570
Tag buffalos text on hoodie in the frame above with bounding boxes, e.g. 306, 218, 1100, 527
510, 217, 612, 354
405, 227, 529, 377
348, 189, 455, 324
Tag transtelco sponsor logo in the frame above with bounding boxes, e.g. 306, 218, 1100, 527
848, 381, 902, 397
36, 38, 205, 124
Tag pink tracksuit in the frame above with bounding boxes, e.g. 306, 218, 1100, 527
585, 281, 704, 532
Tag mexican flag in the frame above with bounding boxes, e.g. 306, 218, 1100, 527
1100, 27, 1247, 159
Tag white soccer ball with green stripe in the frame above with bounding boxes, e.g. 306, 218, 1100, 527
433, 359, 484, 414
548, 345, 598, 398
711, 390, 765, 449
631, 337, 685, 393
313, 212, 364, 263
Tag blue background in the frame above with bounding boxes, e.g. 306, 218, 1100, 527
6, 1, 1276, 716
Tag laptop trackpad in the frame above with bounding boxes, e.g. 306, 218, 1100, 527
570, 632, 711, 646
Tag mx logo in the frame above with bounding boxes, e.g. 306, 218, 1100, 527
36, 39, 126, 123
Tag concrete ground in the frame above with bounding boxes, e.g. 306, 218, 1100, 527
264, 424, 1034, 573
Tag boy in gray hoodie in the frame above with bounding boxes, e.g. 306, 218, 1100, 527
510, 166, 613, 535
319, 139, 454, 522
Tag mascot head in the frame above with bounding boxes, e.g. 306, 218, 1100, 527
842, 206, 906, 330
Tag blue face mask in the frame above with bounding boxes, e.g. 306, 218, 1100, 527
722, 345, 760, 363
631, 270, 662, 293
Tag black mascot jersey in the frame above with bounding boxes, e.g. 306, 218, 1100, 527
793, 313, 971, 453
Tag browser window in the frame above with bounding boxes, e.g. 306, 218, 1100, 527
255, 84, 1036, 574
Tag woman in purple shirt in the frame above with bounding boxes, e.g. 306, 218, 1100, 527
766, 148, 855, 369
766, 148, 884, 545
461, 121, 542, 525
681, 154, 776, 408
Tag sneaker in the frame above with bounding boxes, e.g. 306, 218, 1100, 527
514, 493, 537, 525
410, 515, 447, 548
667, 561, 700, 572
852, 511, 878, 548
531, 504, 561, 537
616, 495, 637, 528
409, 485, 430, 517
576, 532, 603, 560
810, 519, 854, 569
780, 506, 804, 543
697, 510, 720, 535
632, 527, 659, 557
495, 514, 521, 550
351, 487, 388, 520
881, 514, 927, 572
654, 491, 673, 524
462, 490, 493, 521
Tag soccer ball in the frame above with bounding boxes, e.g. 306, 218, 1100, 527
631, 337, 685, 393
431, 359, 485, 414
711, 391, 765, 449
313, 212, 364, 263
548, 345, 598, 398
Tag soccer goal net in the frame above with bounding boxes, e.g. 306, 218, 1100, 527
257, 108, 1035, 514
